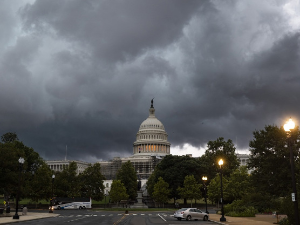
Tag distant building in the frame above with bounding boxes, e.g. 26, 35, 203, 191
236, 153, 253, 173
46, 160, 90, 175
236, 153, 250, 166
99, 100, 171, 182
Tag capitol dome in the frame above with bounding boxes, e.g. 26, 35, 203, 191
133, 100, 170, 156
139, 108, 165, 131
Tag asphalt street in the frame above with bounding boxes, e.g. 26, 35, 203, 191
9, 210, 216, 225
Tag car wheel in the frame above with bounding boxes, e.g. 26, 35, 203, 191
79, 206, 82, 210
177, 218, 181, 221
186, 215, 192, 221
203, 215, 208, 221
57, 206, 61, 210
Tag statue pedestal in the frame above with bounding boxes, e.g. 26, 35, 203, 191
130, 191, 148, 208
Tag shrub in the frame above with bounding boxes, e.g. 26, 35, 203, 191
278, 217, 290, 225
225, 206, 257, 217
224, 200, 257, 217
279, 196, 300, 225
241, 192, 281, 213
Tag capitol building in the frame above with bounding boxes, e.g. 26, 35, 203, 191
98, 100, 171, 193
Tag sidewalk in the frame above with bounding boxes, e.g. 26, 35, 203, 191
209, 213, 286, 225
0, 212, 59, 224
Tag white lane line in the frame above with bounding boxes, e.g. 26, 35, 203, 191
158, 214, 166, 222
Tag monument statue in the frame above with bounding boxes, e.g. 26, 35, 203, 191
137, 175, 141, 191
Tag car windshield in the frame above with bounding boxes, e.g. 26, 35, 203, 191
178, 208, 188, 212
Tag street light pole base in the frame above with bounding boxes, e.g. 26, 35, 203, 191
13, 214, 19, 219
220, 216, 226, 222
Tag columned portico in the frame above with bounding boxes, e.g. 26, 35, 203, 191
133, 144, 170, 154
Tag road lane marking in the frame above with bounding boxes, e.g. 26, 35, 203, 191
113, 214, 127, 225
158, 214, 166, 222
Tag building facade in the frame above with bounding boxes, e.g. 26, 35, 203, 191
236, 153, 250, 166
46, 160, 90, 175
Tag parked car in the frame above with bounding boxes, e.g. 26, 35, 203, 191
174, 208, 209, 221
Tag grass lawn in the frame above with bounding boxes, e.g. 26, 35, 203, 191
168, 198, 206, 204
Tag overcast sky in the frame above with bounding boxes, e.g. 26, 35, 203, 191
1, 0, 300, 162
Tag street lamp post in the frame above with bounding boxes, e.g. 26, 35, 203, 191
284, 118, 299, 225
104, 194, 107, 209
202, 176, 209, 214
13, 157, 25, 220
218, 159, 226, 222
49, 174, 55, 213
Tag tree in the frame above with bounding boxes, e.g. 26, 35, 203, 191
177, 175, 202, 207
55, 162, 80, 197
79, 163, 105, 201
109, 180, 129, 205
0, 141, 21, 201
0, 133, 46, 202
198, 137, 240, 179
225, 166, 251, 202
152, 177, 171, 208
146, 171, 156, 200
248, 125, 300, 197
1, 132, 19, 143
147, 155, 203, 202
116, 161, 137, 200
25, 162, 52, 206
207, 174, 228, 205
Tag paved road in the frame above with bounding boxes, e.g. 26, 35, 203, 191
13, 210, 216, 225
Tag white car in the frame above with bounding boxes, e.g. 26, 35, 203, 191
174, 208, 209, 221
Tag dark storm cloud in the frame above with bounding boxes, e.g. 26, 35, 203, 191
0, 0, 299, 161
20, 0, 203, 62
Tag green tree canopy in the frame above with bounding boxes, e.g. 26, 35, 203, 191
177, 175, 202, 207
25, 162, 52, 203
1, 132, 19, 143
207, 174, 228, 204
225, 166, 251, 202
248, 125, 300, 197
109, 180, 129, 204
152, 177, 171, 208
116, 161, 137, 200
198, 137, 240, 179
78, 163, 105, 201
0, 133, 46, 202
147, 155, 203, 201
55, 162, 80, 197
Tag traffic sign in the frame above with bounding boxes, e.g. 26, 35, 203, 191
292, 193, 296, 202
